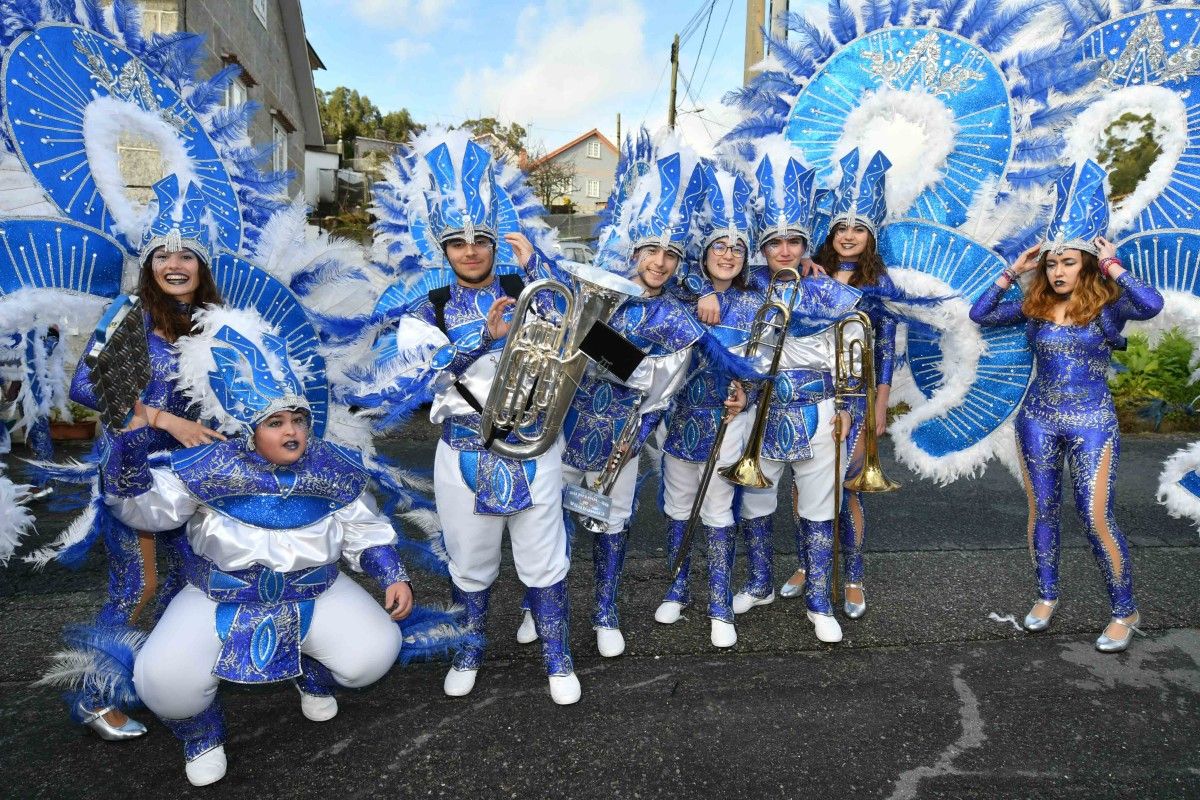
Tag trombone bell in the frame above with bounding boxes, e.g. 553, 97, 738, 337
717, 456, 773, 490
845, 460, 899, 493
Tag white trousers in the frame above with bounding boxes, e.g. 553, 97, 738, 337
133, 575, 401, 720
739, 398, 845, 522
661, 412, 751, 527
434, 438, 570, 593
562, 455, 640, 535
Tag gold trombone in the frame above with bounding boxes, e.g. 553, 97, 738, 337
718, 267, 803, 489
830, 311, 900, 603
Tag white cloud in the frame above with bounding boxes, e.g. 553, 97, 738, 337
389, 38, 433, 60
453, 0, 656, 136
349, 0, 453, 30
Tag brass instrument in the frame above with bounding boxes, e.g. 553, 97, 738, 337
576, 391, 645, 534
830, 311, 900, 602
670, 383, 739, 577
718, 267, 803, 489
480, 262, 642, 459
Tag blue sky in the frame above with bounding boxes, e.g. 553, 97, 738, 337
300, 0, 821, 154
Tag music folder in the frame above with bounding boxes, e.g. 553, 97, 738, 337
578, 320, 645, 382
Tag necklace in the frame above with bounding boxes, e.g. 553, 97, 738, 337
836, 262, 858, 272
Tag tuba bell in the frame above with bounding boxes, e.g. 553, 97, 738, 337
480, 261, 642, 459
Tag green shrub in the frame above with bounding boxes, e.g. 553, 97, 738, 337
1110, 328, 1200, 429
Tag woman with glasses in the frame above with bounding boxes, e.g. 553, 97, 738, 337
655, 164, 755, 649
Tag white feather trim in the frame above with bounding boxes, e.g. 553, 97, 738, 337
885, 268, 1018, 485
1062, 85, 1188, 236
173, 306, 316, 435
81, 97, 200, 245
0, 474, 36, 565
23, 489, 99, 570
834, 86, 958, 217
1157, 440, 1200, 532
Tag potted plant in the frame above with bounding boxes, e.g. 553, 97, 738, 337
49, 401, 98, 440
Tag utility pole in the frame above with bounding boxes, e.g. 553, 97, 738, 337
668, 33, 680, 129
770, 0, 789, 42
744, 0, 765, 86
616, 113, 621, 147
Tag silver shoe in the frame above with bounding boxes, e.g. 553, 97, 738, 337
80, 706, 147, 741
843, 583, 866, 619
778, 569, 805, 599
1022, 599, 1058, 632
1096, 613, 1140, 653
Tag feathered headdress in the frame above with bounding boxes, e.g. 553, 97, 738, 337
423, 135, 499, 245
697, 161, 753, 252
594, 129, 704, 273
751, 137, 817, 248
174, 306, 316, 437
829, 148, 891, 236
139, 174, 214, 265
1041, 160, 1109, 256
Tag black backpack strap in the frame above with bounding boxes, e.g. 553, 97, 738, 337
498, 273, 525, 299
427, 285, 452, 333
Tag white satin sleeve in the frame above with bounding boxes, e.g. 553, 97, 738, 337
104, 467, 198, 532
336, 492, 399, 572
628, 346, 693, 415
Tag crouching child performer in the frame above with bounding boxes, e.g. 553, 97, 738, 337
99, 309, 412, 787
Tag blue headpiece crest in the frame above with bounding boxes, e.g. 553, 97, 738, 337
829, 148, 891, 236
207, 325, 309, 434
423, 139, 499, 245
628, 150, 706, 257
698, 162, 753, 251
140, 174, 214, 264
752, 145, 817, 248
1041, 160, 1109, 257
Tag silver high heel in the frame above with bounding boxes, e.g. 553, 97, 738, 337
1095, 612, 1141, 653
1023, 599, 1058, 632
843, 582, 866, 619
80, 705, 147, 741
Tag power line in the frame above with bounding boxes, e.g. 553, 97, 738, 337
685, 0, 718, 96
697, 0, 736, 98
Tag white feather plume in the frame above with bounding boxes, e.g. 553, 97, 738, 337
1157, 440, 1200, 532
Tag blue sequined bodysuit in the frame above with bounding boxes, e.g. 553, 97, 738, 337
969, 272, 1163, 617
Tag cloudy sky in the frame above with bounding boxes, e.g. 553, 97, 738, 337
300, 0, 822, 155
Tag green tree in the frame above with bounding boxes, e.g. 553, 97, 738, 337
1098, 112, 1162, 202
317, 87, 423, 150
460, 117, 527, 159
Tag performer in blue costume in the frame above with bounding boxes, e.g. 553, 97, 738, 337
654, 162, 754, 648
970, 161, 1163, 653
731, 142, 864, 645
779, 149, 896, 620
383, 133, 581, 705
101, 308, 412, 786
556, 138, 752, 659
64, 177, 228, 741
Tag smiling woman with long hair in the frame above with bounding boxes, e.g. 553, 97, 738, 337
66, 180, 226, 740
969, 160, 1163, 653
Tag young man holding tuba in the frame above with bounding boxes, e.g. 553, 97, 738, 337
380, 132, 582, 705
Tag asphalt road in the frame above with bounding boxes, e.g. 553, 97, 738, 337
1, 429, 1197, 799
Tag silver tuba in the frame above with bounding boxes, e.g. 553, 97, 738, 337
480, 261, 642, 459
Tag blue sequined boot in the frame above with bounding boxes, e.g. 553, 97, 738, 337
159, 699, 228, 787
446, 584, 491, 696
528, 580, 581, 704
706, 524, 737, 647
295, 655, 338, 722
800, 517, 842, 643
655, 518, 691, 624
593, 526, 629, 657
733, 515, 775, 614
